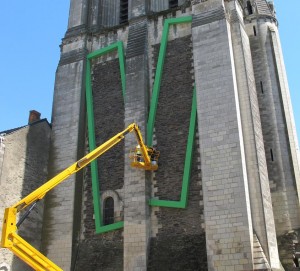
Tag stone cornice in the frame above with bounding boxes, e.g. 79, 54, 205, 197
58, 48, 88, 66
192, 6, 226, 28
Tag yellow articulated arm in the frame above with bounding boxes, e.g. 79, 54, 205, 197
1, 208, 62, 271
1, 123, 158, 271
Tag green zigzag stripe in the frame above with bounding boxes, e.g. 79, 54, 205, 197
147, 16, 196, 209
85, 16, 196, 235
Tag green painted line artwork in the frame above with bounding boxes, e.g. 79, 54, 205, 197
86, 41, 125, 233
85, 16, 197, 235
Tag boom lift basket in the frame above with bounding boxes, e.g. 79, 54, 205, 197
129, 146, 160, 171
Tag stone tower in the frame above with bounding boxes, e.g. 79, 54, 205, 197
42, 0, 300, 270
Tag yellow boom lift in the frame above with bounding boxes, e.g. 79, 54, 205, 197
1, 123, 159, 271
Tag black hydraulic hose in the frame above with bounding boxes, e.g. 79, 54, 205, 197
16, 200, 39, 228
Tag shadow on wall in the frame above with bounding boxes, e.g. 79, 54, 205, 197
9, 111, 51, 271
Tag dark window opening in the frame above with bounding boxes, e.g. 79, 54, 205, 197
247, 1, 253, 15
120, 0, 128, 24
294, 256, 300, 267
169, 0, 178, 8
270, 149, 274, 161
104, 197, 114, 225
253, 26, 257, 36
260, 81, 264, 93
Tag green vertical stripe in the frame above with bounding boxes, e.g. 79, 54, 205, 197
85, 41, 126, 233
149, 88, 197, 208
147, 20, 170, 146
147, 16, 192, 146
180, 87, 197, 207
86, 60, 102, 229
117, 41, 126, 101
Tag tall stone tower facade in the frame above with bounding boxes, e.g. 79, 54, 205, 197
43, 0, 300, 270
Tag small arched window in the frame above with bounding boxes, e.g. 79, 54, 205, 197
104, 197, 114, 225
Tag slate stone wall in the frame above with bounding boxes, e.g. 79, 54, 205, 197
148, 35, 207, 270
148, 137, 207, 271
277, 230, 300, 270
153, 35, 194, 201
74, 59, 124, 271
92, 59, 125, 192
74, 230, 123, 271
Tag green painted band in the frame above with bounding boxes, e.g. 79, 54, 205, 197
149, 199, 185, 209
96, 221, 124, 234
86, 41, 126, 233
86, 60, 102, 229
180, 86, 197, 208
87, 41, 121, 60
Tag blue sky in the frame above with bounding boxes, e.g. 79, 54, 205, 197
0, 1, 299, 146
0, 1, 69, 131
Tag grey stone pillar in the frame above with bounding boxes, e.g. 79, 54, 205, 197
99, 0, 120, 27
41, 2, 88, 268
268, 25, 300, 223
192, 1, 254, 269
227, 1, 280, 268
68, 0, 89, 29
247, 18, 300, 235
124, 19, 150, 271
89, 0, 100, 31
42, 58, 86, 271
150, 0, 168, 12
